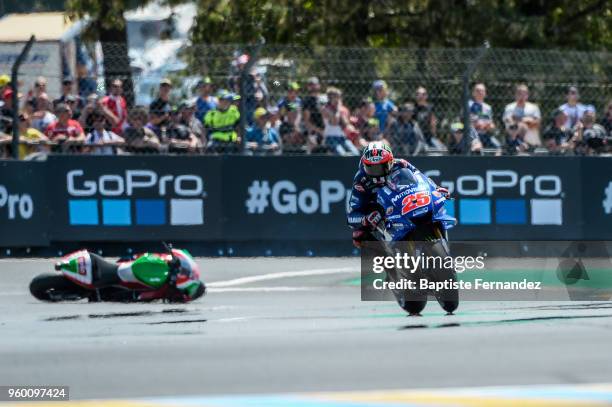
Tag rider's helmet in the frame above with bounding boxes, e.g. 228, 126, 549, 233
361, 141, 394, 178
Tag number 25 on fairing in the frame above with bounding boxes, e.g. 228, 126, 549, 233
401, 191, 431, 215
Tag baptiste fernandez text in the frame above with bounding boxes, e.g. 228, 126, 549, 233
372, 278, 542, 291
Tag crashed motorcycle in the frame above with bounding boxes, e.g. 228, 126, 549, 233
372, 167, 459, 315
29, 245, 205, 303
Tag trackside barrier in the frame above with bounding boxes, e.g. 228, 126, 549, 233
0, 156, 611, 249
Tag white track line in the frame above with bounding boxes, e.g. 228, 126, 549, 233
208, 267, 358, 288
209, 286, 318, 293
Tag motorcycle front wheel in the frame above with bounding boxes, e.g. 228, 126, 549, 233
425, 239, 459, 314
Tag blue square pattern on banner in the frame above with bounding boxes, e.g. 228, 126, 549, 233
69, 200, 99, 225
459, 199, 491, 225
102, 199, 131, 226
496, 199, 527, 224
135, 199, 166, 225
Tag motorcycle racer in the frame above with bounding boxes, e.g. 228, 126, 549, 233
347, 141, 449, 247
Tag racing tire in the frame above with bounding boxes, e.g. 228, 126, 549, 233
29, 273, 89, 302
387, 267, 428, 315
425, 239, 459, 314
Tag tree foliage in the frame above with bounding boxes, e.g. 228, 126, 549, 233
7, 0, 604, 50
189, 0, 612, 50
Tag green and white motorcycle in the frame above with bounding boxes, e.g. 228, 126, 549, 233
30, 245, 205, 303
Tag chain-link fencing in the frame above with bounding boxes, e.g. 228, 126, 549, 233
2, 42, 611, 158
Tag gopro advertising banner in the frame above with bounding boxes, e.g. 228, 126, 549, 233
410, 156, 583, 240
0, 161, 48, 246
46, 155, 225, 241
0, 155, 607, 247
222, 156, 357, 240
580, 157, 612, 240
224, 156, 583, 241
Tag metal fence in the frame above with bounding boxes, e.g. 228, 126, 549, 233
1, 42, 611, 158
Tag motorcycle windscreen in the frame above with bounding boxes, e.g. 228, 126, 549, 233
387, 168, 419, 190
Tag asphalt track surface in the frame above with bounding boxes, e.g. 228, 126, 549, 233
1, 257, 612, 406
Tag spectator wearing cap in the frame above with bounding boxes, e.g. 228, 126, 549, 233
0, 75, 9, 93
150, 78, 173, 116
559, 86, 588, 130
123, 106, 162, 154
503, 83, 542, 147
302, 77, 325, 140
362, 118, 386, 144
372, 80, 397, 133
85, 109, 125, 155
17, 112, 50, 159
31, 93, 57, 133
448, 121, 482, 155
414, 86, 444, 150
278, 82, 302, 115
177, 99, 205, 144
388, 102, 426, 156
54, 76, 84, 111
574, 107, 609, 155
245, 107, 280, 154
46, 103, 85, 152
266, 105, 281, 133
1, 87, 18, 133
195, 77, 217, 123
321, 87, 359, 156
101, 79, 128, 135
231, 92, 242, 108
0, 74, 11, 120
204, 90, 241, 152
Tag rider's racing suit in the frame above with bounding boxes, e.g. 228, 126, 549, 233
347, 158, 440, 246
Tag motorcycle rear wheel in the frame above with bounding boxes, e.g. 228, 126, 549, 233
29, 273, 89, 302
387, 262, 428, 315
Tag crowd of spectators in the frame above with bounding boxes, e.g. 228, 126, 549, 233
0, 69, 611, 158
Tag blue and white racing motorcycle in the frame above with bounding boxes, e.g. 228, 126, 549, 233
373, 167, 459, 315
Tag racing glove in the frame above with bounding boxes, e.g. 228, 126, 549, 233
352, 230, 367, 248
361, 210, 382, 230
436, 186, 451, 199
396, 158, 410, 168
